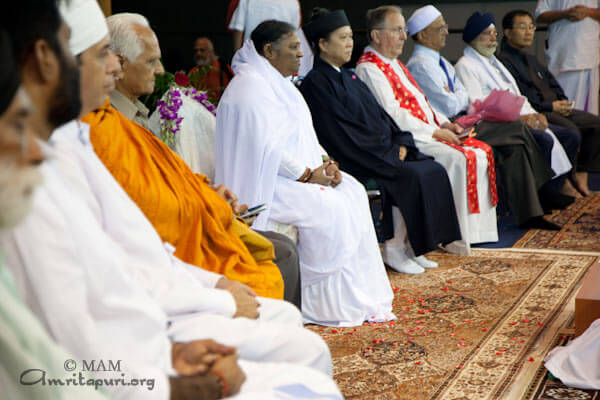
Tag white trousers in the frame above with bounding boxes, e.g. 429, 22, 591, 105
382, 206, 415, 267
230, 360, 342, 399
167, 298, 333, 375
555, 66, 600, 116
417, 141, 498, 252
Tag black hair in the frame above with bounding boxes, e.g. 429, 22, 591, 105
251, 20, 297, 56
2, 0, 62, 67
502, 9, 534, 30
306, 7, 332, 55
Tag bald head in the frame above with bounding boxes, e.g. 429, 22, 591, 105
194, 37, 217, 67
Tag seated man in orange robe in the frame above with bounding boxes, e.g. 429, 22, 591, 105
82, 13, 288, 301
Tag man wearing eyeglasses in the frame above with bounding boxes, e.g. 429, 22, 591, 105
497, 9, 600, 196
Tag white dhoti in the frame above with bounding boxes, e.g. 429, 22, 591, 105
167, 298, 332, 375
266, 172, 395, 327
233, 360, 342, 399
554, 66, 600, 116
545, 128, 573, 177
417, 141, 498, 253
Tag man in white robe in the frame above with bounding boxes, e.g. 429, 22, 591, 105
355, 5, 498, 253
454, 12, 581, 208
2, 1, 342, 398
536, 0, 600, 115
0, 28, 111, 400
215, 21, 396, 327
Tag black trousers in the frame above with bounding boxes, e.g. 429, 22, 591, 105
255, 230, 301, 310
476, 120, 554, 224
544, 110, 600, 172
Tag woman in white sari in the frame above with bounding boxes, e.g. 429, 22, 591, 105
215, 20, 396, 327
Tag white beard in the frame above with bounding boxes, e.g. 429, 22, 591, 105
473, 41, 497, 58
0, 161, 43, 229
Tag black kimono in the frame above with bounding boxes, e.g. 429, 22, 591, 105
299, 57, 461, 256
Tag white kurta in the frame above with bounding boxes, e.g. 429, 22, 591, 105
229, 0, 300, 42
46, 120, 332, 374
356, 47, 498, 252
455, 45, 572, 176
0, 135, 342, 399
1, 147, 173, 400
148, 92, 217, 181
215, 41, 396, 327
535, 0, 600, 114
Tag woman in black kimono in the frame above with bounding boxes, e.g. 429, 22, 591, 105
299, 8, 463, 274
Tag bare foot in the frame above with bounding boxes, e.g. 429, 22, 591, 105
561, 179, 583, 198
573, 172, 591, 196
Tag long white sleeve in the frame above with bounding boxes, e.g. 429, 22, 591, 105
278, 151, 307, 180
356, 62, 437, 143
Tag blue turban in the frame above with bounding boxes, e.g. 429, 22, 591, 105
462, 12, 495, 44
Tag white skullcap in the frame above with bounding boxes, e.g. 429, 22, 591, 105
59, 0, 109, 55
407, 5, 442, 35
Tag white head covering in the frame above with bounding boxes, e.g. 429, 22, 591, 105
59, 0, 109, 55
407, 5, 442, 35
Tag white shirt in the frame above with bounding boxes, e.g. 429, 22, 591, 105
407, 44, 470, 118
535, 0, 600, 73
455, 45, 539, 116
229, 0, 300, 42
355, 46, 449, 144
0, 142, 173, 400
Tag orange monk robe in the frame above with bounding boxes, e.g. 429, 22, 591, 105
82, 101, 284, 299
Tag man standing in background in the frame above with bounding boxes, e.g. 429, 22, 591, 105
535, 0, 600, 115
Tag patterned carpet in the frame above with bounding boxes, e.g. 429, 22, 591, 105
307, 250, 599, 400
514, 193, 600, 252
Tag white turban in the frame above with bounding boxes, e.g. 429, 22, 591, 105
59, 0, 109, 55
407, 5, 442, 36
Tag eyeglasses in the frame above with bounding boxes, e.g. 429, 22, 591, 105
375, 26, 406, 36
512, 24, 537, 31
480, 29, 498, 38
429, 23, 449, 34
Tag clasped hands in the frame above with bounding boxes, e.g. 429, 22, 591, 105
521, 113, 549, 130
308, 161, 342, 187
171, 339, 246, 399
433, 122, 465, 145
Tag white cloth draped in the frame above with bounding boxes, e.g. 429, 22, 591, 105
149, 93, 217, 181
356, 46, 498, 251
455, 45, 573, 176
544, 318, 600, 389
215, 41, 395, 327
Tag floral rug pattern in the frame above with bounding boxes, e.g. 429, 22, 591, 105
307, 250, 598, 399
514, 193, 600, 252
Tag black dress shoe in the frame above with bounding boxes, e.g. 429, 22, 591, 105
520, 216, 561, 230
539, 187, 575, 210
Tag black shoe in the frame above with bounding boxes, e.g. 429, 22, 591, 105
540, 191, 575, 210
519, 216, 561, 230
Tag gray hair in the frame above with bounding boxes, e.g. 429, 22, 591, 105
366, 5, 403, 43
106, 13, 155, 62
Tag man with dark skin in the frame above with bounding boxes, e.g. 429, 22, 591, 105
2, 0, 245, 398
